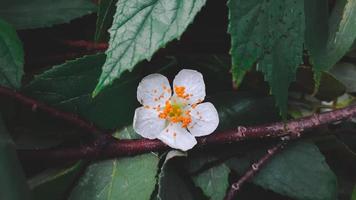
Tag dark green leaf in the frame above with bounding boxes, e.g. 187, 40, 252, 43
69, 127, 159, 200
227, 0, 305, 117
25, 54, 175, 129
312, 0, 356, 79
0, 19, 24, 89
95, 0, 117, 42
330, 62, 356, 93
192, 164, 230, 200
0, 114, 30, 200
29, 161, 86, 200
227, 142, 337, 200
157, 151, 194, 200
211, 92, 279, 130
93, 0, 207, 96
0, 0, 97, 29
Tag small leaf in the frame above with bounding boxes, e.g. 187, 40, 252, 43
0, 0, 97, 29
29, 161, 86, 200
312, 0, 356, 79
330, 62, 356, 93
157, 151, 194, 200
0, 19, 24, 89
192, 164, 230, 200
95, 0, 117, 41
227, 0, 305, 117
93, 0, 207, 96
227, 142, 337, 200
0, 114, 30, 200
69, 127, 159, 200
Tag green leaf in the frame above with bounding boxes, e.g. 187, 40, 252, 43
24, 54, 175, 129
93, 0, 207, 96
29, 161, 86, 200
157, 151, 194, 200
227, 0, 305, 117
95, 0, 117, 42
192, 164, 230, 200
69, 127, 159, 200
0, 114, 30, 200
352, 184, 356, 200
0, 19, 24, 89
312, 0, 356, 79
227, 142, 337, 200
330, 62, 356, 93
0, 0, 97, 29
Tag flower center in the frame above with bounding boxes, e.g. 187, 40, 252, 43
158, 100, 192, 128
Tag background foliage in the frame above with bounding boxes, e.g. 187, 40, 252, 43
0, 0, 356, 199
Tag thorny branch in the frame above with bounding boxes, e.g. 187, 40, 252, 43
224, 141, 288, 200
0, 86, 352, 161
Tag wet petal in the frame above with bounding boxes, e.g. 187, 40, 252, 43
157, 123, 197, 151
188, 102, 219, 137
137, 73, 172, 107
133, 107, 166, 139
173, 69, 205, 104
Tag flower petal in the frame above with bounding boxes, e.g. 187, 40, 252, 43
188, 102, 219, 137
173, 69, 205, 104
137, 73, 172, 107
157, 123, 197, 151
133, 106, 166, 139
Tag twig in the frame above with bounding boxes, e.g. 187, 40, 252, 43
18, 104, 356, 161
61, 40, 108, 51
224, 141, 287, 200
0, 85, 355, 161
0, 86, 103, 135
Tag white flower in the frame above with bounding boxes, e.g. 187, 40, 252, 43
133, 69, 219, 151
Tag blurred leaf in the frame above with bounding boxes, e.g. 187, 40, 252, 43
0, 114, 30, 200
330, 62, 356, 93
69, 127, 159, 200
312, 0, 356, 79
293, 68, 345, 101
192, 163, 230, 200
352, 184, 356, 200
227, 142, 337, 200
0, 19, 24, 89
25, 54, 175, 129
227, 0, 305, 117
316, 72, 346, 101
95, 0, 117, 41
29, 161, 86, 200
157, 151, 194, 200
93, 0, 207, 96
211, 92, 279, 130
0, 0, 96, 29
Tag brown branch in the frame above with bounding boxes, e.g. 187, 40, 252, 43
224, 141, 287, 200
61, 40, 108, 51
1, 85, 355, 161
0, 86, 104, 135
18, 104, 356, 161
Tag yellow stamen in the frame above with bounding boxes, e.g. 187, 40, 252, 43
174, 86, 190, 99
158, 100, 192, 128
